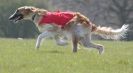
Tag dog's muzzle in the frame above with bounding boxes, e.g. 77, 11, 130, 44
9, 11, 24, 22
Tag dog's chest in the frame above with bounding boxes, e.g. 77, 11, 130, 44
37, 24, 56, 32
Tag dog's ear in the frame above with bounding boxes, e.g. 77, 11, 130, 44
30, 7, 47, 15
30, 7, 37, 13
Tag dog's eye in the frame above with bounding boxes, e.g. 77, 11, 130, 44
26, 9, 31, 12
15, 10, 19, 13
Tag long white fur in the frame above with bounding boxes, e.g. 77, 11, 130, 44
94, 24, 129, 40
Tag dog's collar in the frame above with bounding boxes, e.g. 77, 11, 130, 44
32, 14, 37, 21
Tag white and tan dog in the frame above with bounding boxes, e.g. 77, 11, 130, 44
9, 6, 128, 54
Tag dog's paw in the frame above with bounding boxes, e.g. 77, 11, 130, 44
57, 42, 68, 46
98, 46, 104, 55
35, 45, 40, 50
56, 39, 68, 46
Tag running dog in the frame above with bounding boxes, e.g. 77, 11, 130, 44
9, 6, 128, 54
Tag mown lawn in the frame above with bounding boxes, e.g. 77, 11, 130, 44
0, 38, 133, 73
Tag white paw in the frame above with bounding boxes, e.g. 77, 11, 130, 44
57, 39, 68, 46
99, 47, 104, 55
35, 44, 40, 49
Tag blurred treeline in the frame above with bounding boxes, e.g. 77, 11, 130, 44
0, 0, 133, 40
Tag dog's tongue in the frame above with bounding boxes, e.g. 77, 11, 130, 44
14, 16, 21, 23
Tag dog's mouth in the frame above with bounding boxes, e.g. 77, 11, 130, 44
9, 14, 24, 23
9, 11, 24, 23
14, 15, 23, 22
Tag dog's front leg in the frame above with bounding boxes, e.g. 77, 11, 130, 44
36, 31, 53, 49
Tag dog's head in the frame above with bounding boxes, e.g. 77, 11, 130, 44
9, 6, 47, 22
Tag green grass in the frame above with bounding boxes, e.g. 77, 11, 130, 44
0, 38, 133, 73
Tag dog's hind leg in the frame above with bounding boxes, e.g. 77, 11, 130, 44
87, 42, 104, 54
72, 34, 78, 52
80, 34, 104, 54
35, 31, 53, 49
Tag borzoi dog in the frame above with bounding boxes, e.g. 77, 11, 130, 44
9, 6, 128, 54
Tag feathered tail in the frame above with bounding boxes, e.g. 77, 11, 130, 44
93, 24, 129, 40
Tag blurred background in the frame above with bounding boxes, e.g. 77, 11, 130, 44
0, 0, 133, 40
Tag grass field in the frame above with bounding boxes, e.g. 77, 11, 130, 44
0, 38, 133, 73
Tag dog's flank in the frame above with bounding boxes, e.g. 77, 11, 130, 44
67, 12, 129, 40
9, 6, 129, 54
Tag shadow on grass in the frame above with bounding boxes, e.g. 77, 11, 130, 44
48, 50, 64, 54
36, 50, 64, 54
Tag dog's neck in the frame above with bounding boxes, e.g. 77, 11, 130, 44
32, 14, 37, 21
31, 13, 42, 25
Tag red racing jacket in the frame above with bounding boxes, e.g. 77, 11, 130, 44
38, 11, 75, 28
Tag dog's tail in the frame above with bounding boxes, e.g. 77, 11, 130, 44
92, 24, 129, 40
